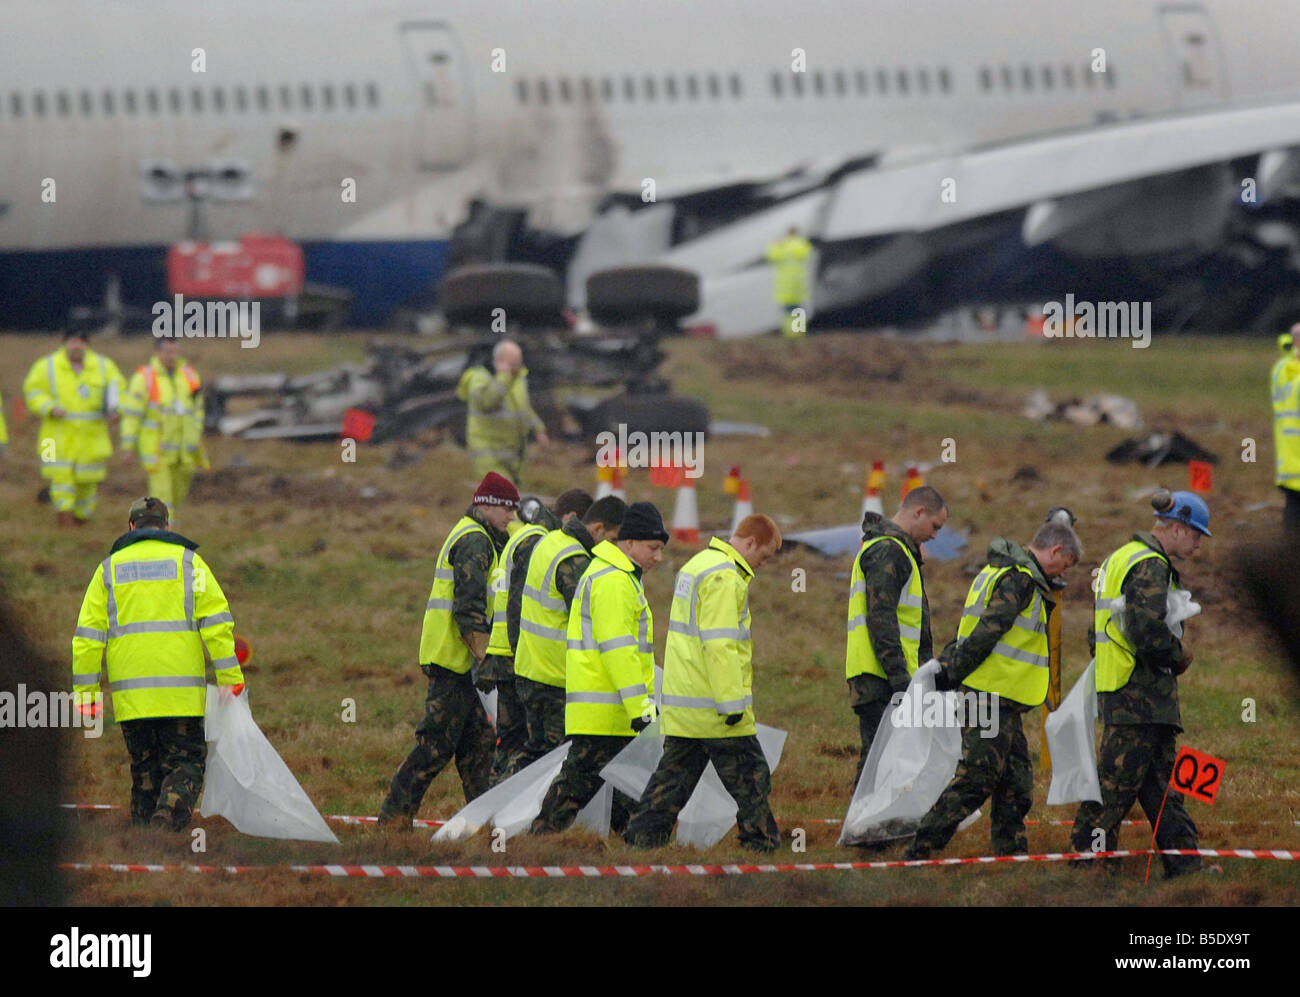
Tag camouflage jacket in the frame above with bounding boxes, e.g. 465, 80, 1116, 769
451, 505, 511, 643
940, 539, 1055, 716
848, 512, 933, 707
505, 505, 562, 651
1091, 531, 1187, 730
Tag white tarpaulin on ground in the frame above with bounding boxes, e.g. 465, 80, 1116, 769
200, 686, 338, 843
1044, 587, 1200, 806
433, 742, 611, 842
1044, 659, 1102, 805
838, 661, 980, 846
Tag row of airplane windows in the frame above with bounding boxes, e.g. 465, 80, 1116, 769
516, 62, 1117, 105
0, 81, 383, 120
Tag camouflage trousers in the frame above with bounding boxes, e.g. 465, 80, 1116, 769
625, 735, 780, 852
904, 711, 1032, 859
490, 675, 529, 786
531, 734, 635, 835
854, 699, 890, 788
513, 675, 567, 775
1071, 723, 1202, 877
120, 716, 206, 831
378, 665, 494, 824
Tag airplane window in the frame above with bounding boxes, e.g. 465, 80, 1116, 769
191, 87, 204, 112
581, 77, 594, 101
876, 68, 889, 95
279, 84, 292, 109
56, 91, 70, 116
686, 74, 698, 99
125, 90, 138, 115
895, 68, 909, 95
624, 76, 636, 101
729, 73, 742, 98
365, 81, 379, 107
601, 76, 614, 101
211, 88, 224, 113
791, 72, 804, 97
80, 90, 93, 116
559, 77, 572, 102
918, 67, 931, 94
322, 84, 335, 110
979, 66, 992, 91
644, 75, 656, 100
812, 70, 825, 96
538, 78, 551, 105
148, 88, 162, 114
300, 84, 314, 110
707, 73, 720, 98
103, 90, 115, 115
1001, 65, 1014, 90
1021, 65, 1034, 91
665, 75, 677, 100
516, 79, 528, 103
343, 83, 357, 109
1041, 65, 1053, 89
771, 71, 783, 97
34, 91, 46, 117
170, 88, 183, 113
939, 66, 951, 93
855, 68, 868, 95
1062, 64, 1075, 88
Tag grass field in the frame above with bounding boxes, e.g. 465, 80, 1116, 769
2, 330, 1297, 906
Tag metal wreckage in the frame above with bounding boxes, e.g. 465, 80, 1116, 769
205, 263, 711, 444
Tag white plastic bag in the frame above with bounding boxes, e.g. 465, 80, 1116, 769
675, 724, 787, 850
435, 742, 569, 842
1044, 659, 1102, 805
838, 660, 980, 846
477, 688, 498, 728
598, 720, 664, 801
200, 686, 338, 843
1109, 587, 1200, 643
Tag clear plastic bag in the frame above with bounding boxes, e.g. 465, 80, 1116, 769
1044, 658, 1102, 805
200, 686, 339, 843
675, 724, 787, 850
838, 660, 980, 845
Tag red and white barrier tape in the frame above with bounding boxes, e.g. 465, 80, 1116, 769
58, 848, 1298, 879
61, 805, 1298, 829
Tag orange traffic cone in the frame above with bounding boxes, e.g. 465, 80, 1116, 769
596, 448, 627, 500
901, 463, 923, 501
671, 474, 700, 546
861, 460, 885, 518
729, 478, 753, 534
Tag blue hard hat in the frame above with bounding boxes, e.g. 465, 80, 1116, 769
1156, 490, 1212, 537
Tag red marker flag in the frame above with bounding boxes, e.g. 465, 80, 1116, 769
1169, 746, 1225, 804
341, 408, 375, 443
1188, 460, 1213, 494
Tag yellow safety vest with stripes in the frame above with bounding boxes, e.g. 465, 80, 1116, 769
121, 356, 205, 472
1094, 539, 1177, 692
516, 527, 587, 687
564, 540, 657, 736
419, 515, 498, 674
956, 563, 1050, 707
456, 365, 542, 468
485, 523, 547, 656
662, 538, 757, 738
22, 347, 125, 482
72, 536, 242, 721
1272, 358, 1300, 489
845, 536, 924, 681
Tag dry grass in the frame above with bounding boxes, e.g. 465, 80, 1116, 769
2, 330, 1296, 906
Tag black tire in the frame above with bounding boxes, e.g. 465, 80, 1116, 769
584, 393, 710, 440
586, 266, 700, 324
439, 264, 566, 328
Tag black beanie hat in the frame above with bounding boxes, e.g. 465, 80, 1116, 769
618, 501, 668, 543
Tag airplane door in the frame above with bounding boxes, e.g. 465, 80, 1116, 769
1157, 5, 1229, 107
398, 22, 473, 170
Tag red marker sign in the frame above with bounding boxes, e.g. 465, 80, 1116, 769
1188, 460, 1213, 494
1169, 746, 1225, 804
341, 408, 375, 443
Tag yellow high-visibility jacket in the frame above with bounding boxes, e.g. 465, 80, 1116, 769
73, 532, 242, 721
661, 538, 757, 738
516, 527, 588, 687
121, 356, 206, 472
1272, 358, 1300, 490
22, 347, 126, 482
456, 365, 544, 471
564, 540, 657, 736
765, 234, 813, 305
956, 562, 1050, 707
486, 522, 547, 656
419, 515, 498, 674
0, 387, 8, 448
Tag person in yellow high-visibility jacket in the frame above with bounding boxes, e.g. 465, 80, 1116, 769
531, 501, 667, 836
765, 226, 814, 338
904, 519, 1081, 860
73, 496, 244, 830
23, 330, 126, 527
456, 339, 549, 484
121, 339, 208, 523
1271, 326, 1300, 529
0, 386, 8, 457
624, 514, 783, 852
